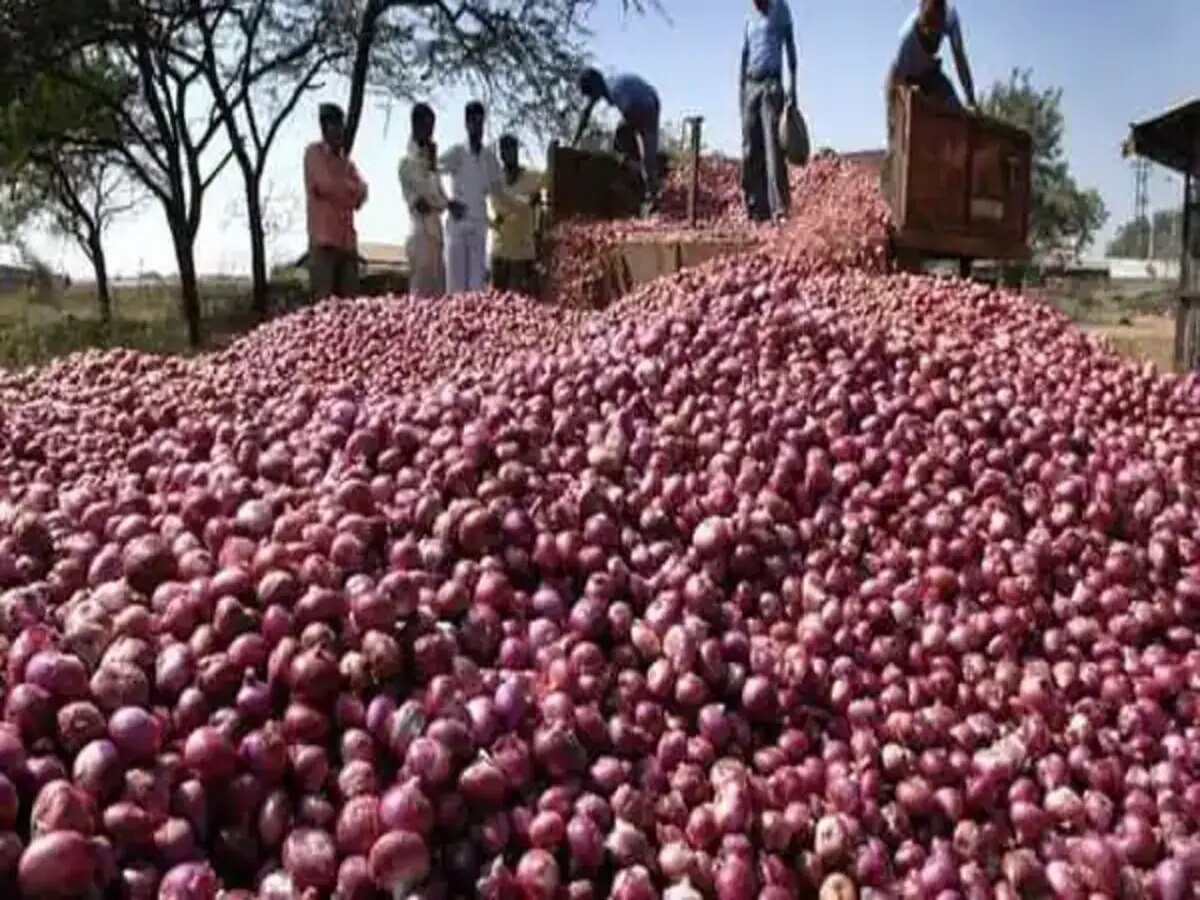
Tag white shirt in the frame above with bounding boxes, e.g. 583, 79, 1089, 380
398, 141, 448, 240
438, 143, 505, 224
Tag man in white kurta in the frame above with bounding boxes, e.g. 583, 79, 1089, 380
439, 101, 511, 293
398, 103, 452, 297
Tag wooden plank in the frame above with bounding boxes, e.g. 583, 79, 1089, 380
621, 241, 681, 286
677, 239, 747, 269
1175, 293, 1200, 370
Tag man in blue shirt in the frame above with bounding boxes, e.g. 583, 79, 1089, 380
572, 68, 662, 212
886, 0, 976, 126
740, 0, 798, 223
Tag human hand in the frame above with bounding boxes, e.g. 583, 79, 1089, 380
413, 198, 432, 215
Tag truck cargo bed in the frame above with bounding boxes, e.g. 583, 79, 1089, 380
853, 89, 1033, 263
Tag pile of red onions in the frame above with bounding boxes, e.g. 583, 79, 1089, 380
545, 154, 890, 310
0, 150, 1196, 899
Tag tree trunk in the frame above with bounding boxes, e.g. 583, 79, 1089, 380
245, 182, 270, 320
343, 0, 385, 153
169, 223, 203, 348
87, 231, 113, 324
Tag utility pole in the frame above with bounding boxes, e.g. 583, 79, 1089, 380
1134, 157, 1150, 258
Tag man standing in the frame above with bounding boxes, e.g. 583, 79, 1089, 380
572, 68, 662, 212
886, 0, 976, 121
740, 0, 798, 223
399, 103, 452, 297
439, 101, 511, 293
489, 135, 544, 296
304, 103, 368, 301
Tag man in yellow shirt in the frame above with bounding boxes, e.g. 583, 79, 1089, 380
489, 134, 543, 295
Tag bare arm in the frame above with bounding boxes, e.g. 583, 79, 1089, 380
572, 99, 598, 147
782, 10, 798, 100
784, 30, 798, 100
949, 19, 976, 107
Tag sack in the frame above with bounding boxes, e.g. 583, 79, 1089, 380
779, 100, 811, 167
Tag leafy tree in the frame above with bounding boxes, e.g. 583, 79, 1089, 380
3, 152, 140, 321
193, 1, 345, 320
335, 0, 661, 153
3, 2, 237, 346
1, 68, 141, 321
981, 68, 1108, 257
1106, 208, 1184, 260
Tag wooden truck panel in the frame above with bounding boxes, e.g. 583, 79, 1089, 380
546, 145, 642, 220
879, 89, 1033, 261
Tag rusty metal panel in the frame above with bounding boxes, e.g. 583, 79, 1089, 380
890, 89, 1033, 261
899, 100, 970, 234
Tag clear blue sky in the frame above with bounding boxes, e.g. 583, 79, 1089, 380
26, 0, 1200, 279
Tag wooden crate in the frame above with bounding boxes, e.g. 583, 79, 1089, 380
885, 89, 1033, 261
547, 145, 642, 220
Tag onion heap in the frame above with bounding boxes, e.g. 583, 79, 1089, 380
0, 153, 1196, 899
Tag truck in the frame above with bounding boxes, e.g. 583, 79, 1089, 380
853, 87, 1034, 276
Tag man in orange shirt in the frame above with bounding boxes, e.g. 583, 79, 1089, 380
304, 103, 369, 301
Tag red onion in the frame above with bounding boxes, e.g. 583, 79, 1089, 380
18, 831, 97, 897
368, 830, 430, 891
282, 826, 338, 891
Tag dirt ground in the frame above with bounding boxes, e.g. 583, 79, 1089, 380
1083, 316, 1176, 372
1037, 281, 1178, 373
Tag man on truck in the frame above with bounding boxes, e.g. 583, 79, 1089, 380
886, 0, 976, 124
572, 68, 662, 213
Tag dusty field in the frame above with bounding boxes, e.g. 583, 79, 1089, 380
1038, 281, 1178, 372
0, 278, 262, 369
1084, 315, 1176, 372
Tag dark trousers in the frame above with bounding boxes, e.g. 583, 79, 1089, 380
888, 66, 962, 141
309, 245, 359, 301
491, 257, 537, 296
741, 75, 790, 222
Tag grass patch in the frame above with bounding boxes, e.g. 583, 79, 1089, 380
0, 277, 305, 370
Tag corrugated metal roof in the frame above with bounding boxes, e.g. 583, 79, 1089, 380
1126, 97, 1200, 175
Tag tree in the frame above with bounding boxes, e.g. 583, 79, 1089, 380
1, 68, 142, 321
3, 2, 239, 346
1107, 208, 1184, 259
193, 1, 344, 319
5, 153, 139, 321
336, 0, 661, 154
980, 68, 1108, 257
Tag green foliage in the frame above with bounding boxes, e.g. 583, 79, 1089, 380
336, 0, 663, 151
1106, 208, 1184, 259
981, 68, 1108, 256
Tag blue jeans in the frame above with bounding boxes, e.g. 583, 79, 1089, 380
741, 76, 789, 221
